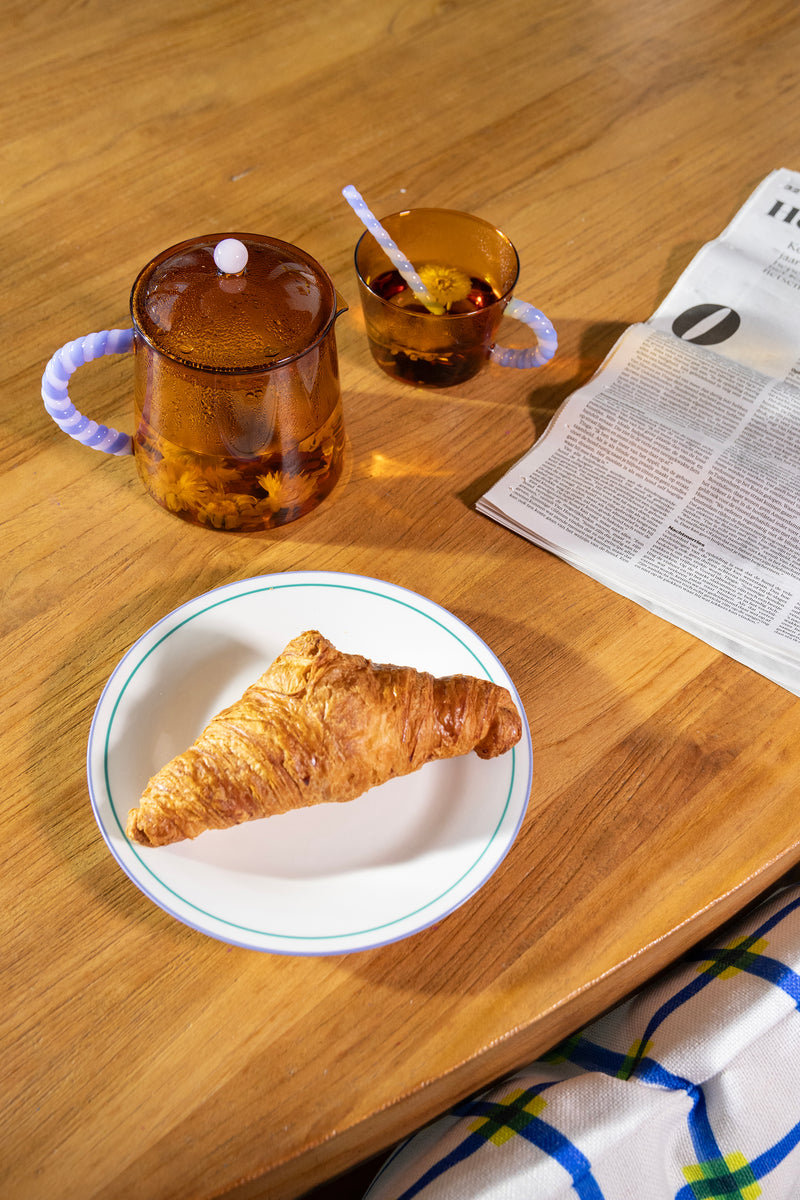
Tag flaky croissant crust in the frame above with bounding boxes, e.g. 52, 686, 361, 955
126, 630, 522, 847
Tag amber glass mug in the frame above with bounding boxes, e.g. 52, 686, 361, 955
354, 208, 557, 387
41, 234, 348, 531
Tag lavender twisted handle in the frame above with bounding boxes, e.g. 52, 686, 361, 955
490, 298, 557, 369
41, 328, 135, 455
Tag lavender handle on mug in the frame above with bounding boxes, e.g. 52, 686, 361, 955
41, 328, 135, 456
490, 299, 557, 369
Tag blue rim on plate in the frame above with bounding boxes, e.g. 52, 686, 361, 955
87, 571, 533, 954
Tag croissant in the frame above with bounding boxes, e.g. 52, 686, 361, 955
125, 629, 522, 847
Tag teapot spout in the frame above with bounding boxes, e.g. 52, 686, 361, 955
334, 291, 349, 319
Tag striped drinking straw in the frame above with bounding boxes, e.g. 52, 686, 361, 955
341, 185, 443, 314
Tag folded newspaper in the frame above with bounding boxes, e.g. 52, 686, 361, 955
478, 168, 800, 695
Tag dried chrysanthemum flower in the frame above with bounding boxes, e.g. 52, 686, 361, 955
417, 263, 472, 310
143, 457, 212, 513
200, 460, 246, 489
256, 469, 317, 514
198, 493, 258, 530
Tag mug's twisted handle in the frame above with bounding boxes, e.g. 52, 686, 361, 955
41, 328, 136, 456
490, 298, 557, 369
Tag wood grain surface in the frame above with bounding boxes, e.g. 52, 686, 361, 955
4, 1, 800, 1197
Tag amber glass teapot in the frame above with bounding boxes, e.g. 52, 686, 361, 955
42, 233, 348, 531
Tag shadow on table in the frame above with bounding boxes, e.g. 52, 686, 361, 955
455, 315, 629, 504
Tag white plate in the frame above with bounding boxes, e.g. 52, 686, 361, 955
87, 571, 532, 954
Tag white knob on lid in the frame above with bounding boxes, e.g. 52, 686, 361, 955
213, 237, 249, 275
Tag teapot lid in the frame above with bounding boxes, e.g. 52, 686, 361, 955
130, 233, 338, 373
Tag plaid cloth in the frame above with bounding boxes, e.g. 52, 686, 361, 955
364, 884, 800, 1199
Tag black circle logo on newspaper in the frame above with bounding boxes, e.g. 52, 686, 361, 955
671, 304, 741, 345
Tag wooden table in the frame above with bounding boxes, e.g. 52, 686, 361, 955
5, 1, 800, 1196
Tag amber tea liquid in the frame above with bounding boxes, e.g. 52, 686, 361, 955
366, 268, 502, 387
132, 336, 345, 531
